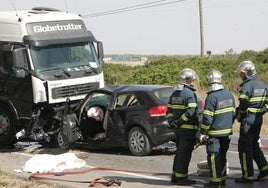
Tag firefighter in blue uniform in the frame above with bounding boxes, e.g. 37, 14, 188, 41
166, 68, 200, 185
234, 61, 268, 183
199, 70, 236, 188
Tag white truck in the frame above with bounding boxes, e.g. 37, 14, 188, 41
0, 7, 105, 147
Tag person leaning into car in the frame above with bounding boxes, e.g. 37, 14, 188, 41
199, 70, 236, 188
166, 68, 200, 186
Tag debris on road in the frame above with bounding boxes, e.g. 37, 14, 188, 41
16, 153, 86, 173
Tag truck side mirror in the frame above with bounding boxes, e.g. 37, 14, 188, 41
13, 69, 26, 77
12, 48, 28, 77
12, 48, 27, 69
97, 41, 104, 67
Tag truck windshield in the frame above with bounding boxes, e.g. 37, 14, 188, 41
30, 42, 100, 73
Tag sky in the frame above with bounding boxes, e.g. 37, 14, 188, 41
1, 0, 268, 55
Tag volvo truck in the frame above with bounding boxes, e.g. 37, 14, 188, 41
0, 7, 105, 147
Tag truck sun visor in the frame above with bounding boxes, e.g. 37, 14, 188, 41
23, 31, 96, 46
23, 20, 97, 46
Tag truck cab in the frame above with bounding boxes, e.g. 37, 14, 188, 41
0, 7, 104, 146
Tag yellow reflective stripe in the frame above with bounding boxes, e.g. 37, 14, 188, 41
168, 103, 197, 109
248, 108, 266, 113
211, 153, 217, 180
242, 153, 248, 177
249, 96, 267, 102
201, 124, 210, 130
239, 94, 249, 100
214, 107, 235, 115
261, 165, 268, 172
188, 103, 197, 108
208, 129, 232, 135
181, 114, 189, 121
180, 124, 198, 130
175, 172, 188, 178
242, 152, 249, 178
168, 104, 186, 109
210, 153, 222, 183
204, 107, 235, 116
166, 113, 173, 118
203, 109, 214, 116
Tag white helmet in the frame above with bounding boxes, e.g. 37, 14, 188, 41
179, 68, 199, 84
235, 61, 256, 77
207, 69, 222, 85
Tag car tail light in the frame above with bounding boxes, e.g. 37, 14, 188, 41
149, 105, 167, 117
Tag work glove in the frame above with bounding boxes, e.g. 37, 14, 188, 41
169, 119, 182, 129
235, 107, 246, 122
169, 120, 179, 128
199, 134, 208, 144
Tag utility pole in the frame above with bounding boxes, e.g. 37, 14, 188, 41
198, 0, 204, 57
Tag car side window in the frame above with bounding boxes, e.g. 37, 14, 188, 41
115, 94, 140, 109
127, 95, 139, 107
115, 95, 126, 108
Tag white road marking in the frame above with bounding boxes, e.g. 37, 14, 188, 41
13, 152, 34, 157
84, 165, 168, 180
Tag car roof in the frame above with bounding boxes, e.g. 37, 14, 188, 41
98, 85, 173, 93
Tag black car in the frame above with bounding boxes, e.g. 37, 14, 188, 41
60, 85, 175, 156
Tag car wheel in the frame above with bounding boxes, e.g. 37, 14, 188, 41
0, 106, 16, 147
56, 130, 69, 149
128, 127, 152, 156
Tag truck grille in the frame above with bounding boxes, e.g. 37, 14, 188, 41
51, 82, 99, 99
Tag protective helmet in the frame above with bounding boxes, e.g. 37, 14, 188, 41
179, 68, 199, 84
207, 69, 222, 85
235, 61, 256, 77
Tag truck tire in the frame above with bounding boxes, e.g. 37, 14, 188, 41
128, 127, 152, 156
0, 106, 16, 147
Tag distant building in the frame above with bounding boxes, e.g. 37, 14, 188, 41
110, 56, 132, 62
104, 55, 148, 63
141, 57, 148, 62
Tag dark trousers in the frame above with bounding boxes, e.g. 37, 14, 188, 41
206, 136, 230, 182
238, 113, 268, 178
172, 130, 196, 178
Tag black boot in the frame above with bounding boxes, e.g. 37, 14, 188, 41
203, 181, 221, 188
258, 168, 268, 179
176, 178, 196, 185
234, 177, 253, 183
171, 173, 177, 183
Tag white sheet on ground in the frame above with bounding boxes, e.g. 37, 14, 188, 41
21, 153, 86, 173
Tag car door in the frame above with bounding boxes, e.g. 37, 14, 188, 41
105, 93, 139, 144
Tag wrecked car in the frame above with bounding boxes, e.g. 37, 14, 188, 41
59, 85, 176, 156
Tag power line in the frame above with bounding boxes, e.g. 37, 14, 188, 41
82, 0, 189, 19
83, 0, 168, 18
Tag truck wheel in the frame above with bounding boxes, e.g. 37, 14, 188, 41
0, 107, 16, 147
128, 127, 152, 156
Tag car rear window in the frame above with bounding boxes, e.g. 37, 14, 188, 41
153, 87, 174, 103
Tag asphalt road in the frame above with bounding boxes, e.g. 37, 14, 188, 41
0, 133, 268, 188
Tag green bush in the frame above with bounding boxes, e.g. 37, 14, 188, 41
104, 48, 268, 93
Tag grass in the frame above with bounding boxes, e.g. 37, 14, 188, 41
0, 170, 60, 188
